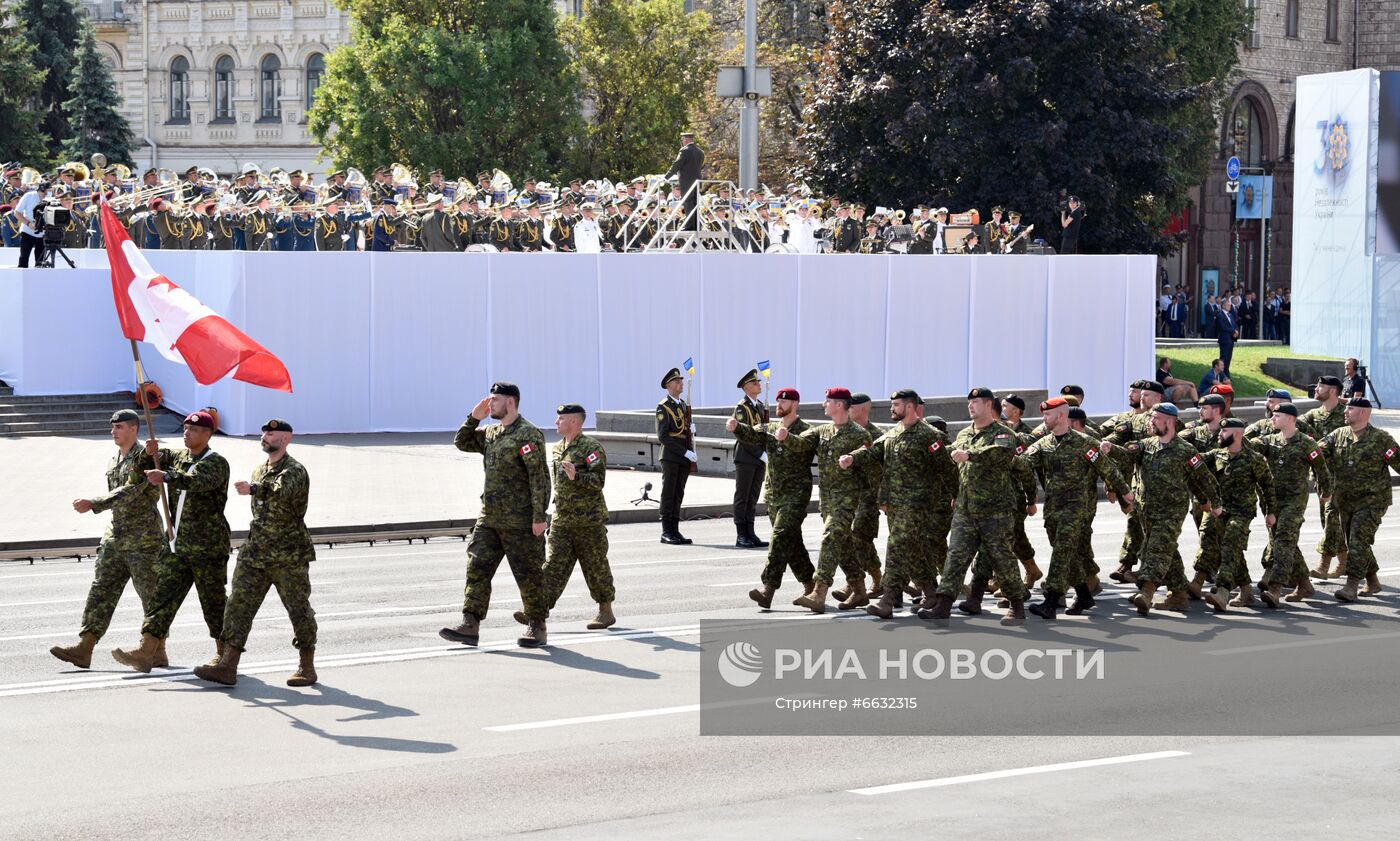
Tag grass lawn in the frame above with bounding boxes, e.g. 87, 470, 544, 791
1155, 345, 1342, 398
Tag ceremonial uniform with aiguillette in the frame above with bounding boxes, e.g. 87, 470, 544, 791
731, 369, 769, 549
657, 368, 694, 544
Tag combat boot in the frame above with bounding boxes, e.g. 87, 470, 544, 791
1205, 585, 1232, 613
791, 579, 815, 606
153, 637, 169, 668
746, 529, 768, 548
50, 631, 99, 669
903, 584, 922, 602
957, 578, 988, 615
587, 602, 616, 630
286, 648, 318, 687
1261, 583, 1285, 609
1131, 581, 1159, 616
1229, 583, 1256, 607
917, 593, 955, 627
1110, 563, 1137, 584
518, 619, 548, 648
1027, 590, 1059, 620
193, 645, 241, 686
794, 580, 830, 614
512, 610, 528, 625
838, 578, 870, 610
1086, 574, 1103, 595
869, 567, 883, 593
111, 633, 162, 674
202, 639, 225, 669
1155, 590, 1190, 611
920, 584, 939, 612
1310, 554, 1336, 578
749, 584, 776, 609
1186, 571, 1208, 600
1066, 583, 1096, 615
1001, 599, 1026, 626
865, 587, 900, 619
1022, 558, 1043, 591
439, 612, 481, 646
831, 581, 852, 602
1335, 576, 1361, 602
1286, 578, 1316, 602
1362, 572, 1384, 597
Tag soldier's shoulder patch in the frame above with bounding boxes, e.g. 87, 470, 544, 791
1188, 453, 1203, 468
1307, 448, 1322, 461
1117, 423, 1130, 434
1014, 444, 1025, 455
586, 451, 601, 464
928, 441, 942, 453
1127, 442, 1143, 454
1386, 447, 1396, 463
520, 442, 537, 456
1084, 447, 1100, 463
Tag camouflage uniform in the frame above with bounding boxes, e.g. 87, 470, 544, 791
543, 434, 614, 608
81, 445, 165, 638
847, 420, 958, 592
851, 420, 884, 578
1255, 431, 1330, 587
786, 420, 873, 586
934, 422, 1027, 601
1201, 446, 1274, 591
1300, 402, 1347, 557
222, 454, 316, 652
1119, 438, 1220, 590
1321, 424, 1400, 579
1103, 411, 1182, 572
1019, 430, 1131, 594
142, 447, 232, 640
1178, 421, 1227, 578
1244, 415, 1278, 444
1008, 432, 1038, 565
456, 415, 552, 621
733, 418, 816, 588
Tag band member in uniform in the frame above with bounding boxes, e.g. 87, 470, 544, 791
237, 190, 278, 252
516, 201, 545, 252
657, 368, 695, 545
314, 197, 369, 251
859, 220, 885, 253
151, 197, 184, 250
207, 201, 237, 250
1004, 210, 1033, 254
732, 370, 770, 548
182, 198, 210, 250
453, 193, 477, 248
488, 203, 517, 251
831, 204, 860, 253
369, 196, 399, 252
548, 197, 577, 251
984, 206, 1007, 254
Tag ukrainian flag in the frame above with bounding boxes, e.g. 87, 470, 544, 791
757, 360, 771, 378
684, 357, 696, 376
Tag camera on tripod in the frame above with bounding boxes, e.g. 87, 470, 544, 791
40, 204, 71, 244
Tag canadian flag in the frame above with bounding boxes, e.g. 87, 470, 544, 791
100, 201, 292, 392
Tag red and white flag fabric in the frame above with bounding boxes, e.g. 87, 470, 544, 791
99, 201, 292, 392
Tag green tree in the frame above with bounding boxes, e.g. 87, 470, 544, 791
310, 0, 580, 179
561, 0, 716, 178
16, 0, 88, 161
0, 20, 48, 162
60, 24, 135, 165
800, 0, 1221, 254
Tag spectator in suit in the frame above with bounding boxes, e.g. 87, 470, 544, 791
1278, 294, 1291, 344
1215, 298, 1240, 377
1202, 294, 1220, 339
1166, 295, 1187, 338
1239, 291, 1259, 340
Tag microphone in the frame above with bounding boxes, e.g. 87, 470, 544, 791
632, 482, 657, 507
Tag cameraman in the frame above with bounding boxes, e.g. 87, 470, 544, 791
1343, 358, 1366, 399
1059, 194, 1085, 254
14, 181, 47, 268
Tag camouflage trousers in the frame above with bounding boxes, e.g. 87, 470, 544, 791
852, 500, 881, 576
1137, 504, 1191, 590
221, 560, 316, 652
1041, 507, 1095, 595
141, 552, 229, 639
1317, 496, 1345, 556
543, 523, 614, 609
936, 509, 1026, 601
462, 524, 548, 622
814, 504, 863, 586
80, 539, 162, 639
1193, 508, 1222, 577
759, 502, 815, 589
1261, 500, 1310, 587
881, 504, 943, 591
1012, 509, 1036, 562
1118, 507, 1144, 567
1211, 514, 1254, 591
1340, 504, 1386, 578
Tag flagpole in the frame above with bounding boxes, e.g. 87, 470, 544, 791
128, 338, 175, 544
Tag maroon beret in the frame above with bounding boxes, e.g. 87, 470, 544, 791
776, 388, 800, 401
825, 387, 852, 401
183, 411, 216, 429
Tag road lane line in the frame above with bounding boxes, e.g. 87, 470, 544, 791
847, 751, 1191, 795
1203, 630, 1400, 655
484, 704, 702, 731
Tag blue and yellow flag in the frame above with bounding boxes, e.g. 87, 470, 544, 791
683, 357, 696, 376
757, 360, 771, 379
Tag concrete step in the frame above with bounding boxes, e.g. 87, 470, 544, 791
0, 408, 138, 424
0, 391, 136, 407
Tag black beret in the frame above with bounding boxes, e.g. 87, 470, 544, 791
1199, 394, 1227, 408
490, 381, 521, 399
1003, 393, 1026, 412
849, 392, 871, 406
968, 387, 995, 400
926, 415, 947, 432
1141, 381, 1165, 395
1060, 384, 1085, 398
890, 388, 922, 404
110, 409, 141, 424
1068, 407, 1087, 422
1317, 375, 1343, 388
261, 418, 293, 432
1348, 396, 1373, 409
1272, 402, 1299, 417
1130, 379, 1150, 390
1221, 417, 1247, 430
556, 403, 586, 416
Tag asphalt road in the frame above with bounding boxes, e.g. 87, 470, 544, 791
2, 497, 1398, 840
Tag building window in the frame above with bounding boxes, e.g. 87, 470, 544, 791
259, 54, 282, 120
214, 56, 235, 121
169, 56, 190, 122
1286, 0, 1300, 38
1231, 98, 1265, 167
1244, 0, 1261, 49
305, 53, 325, 112
1325, 0, 1339, 42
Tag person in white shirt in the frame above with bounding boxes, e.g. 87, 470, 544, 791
931, 207, 949, 254
574, 203, 602, 254
789, 204, 819, 254
14, 184, 47, 268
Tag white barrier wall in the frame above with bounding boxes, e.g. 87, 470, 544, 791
0, 250, 1156, 435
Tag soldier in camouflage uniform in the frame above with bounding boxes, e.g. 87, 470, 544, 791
1301, 376, 1348, 577
774, 387, 873, 613
194, 418, 318, 687
1197, 418, 1276, 612
1102, 381, 1183, 587
113, 411, 231, 673
1098, 380, 1151, 583
538, 404, 616, 630
730, 387, 817, 607
1182, 394, 1228, 596
834, 392, 884, 608
441, 382, 553, 647
1255, 402, 1331, 607
1018, 397, 1133, 619
1105, 403, 1221, 615
1323, 397, 1400, 602
841, 388, 958, 619
995, 394, 1044, 592
1244, 388, 1293, 444
51, 410, 167, 670
919, 388, 1030, 627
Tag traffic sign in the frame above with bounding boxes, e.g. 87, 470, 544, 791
1226, 179, 1239, 194
1226, 156, 1241, 180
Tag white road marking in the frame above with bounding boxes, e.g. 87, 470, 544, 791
846, 751, 1191, 795
1203, 630, 1400, 656
484, 704, 702, 732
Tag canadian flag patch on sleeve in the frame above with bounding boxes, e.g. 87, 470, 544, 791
929, 441, 942, 453
519, 443, 536, 456
1386, 448, 1396, 462
1307, 448, 1322, 461
1188, 454, 1202, 468
1015, 445, 1025, 455
1085, 448, 1100, 462
586, 451, 601, 464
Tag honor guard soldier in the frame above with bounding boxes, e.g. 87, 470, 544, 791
984, 207, 1007, 253
731, 369, 769, 549
657, 368, 695, 544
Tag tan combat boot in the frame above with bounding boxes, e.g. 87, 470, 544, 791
1261, 583, 1285, 609
1229, 583, 1257, 607
1310, 555, 1335, 579
1335, 576, 1361, 602
1110, 563, 1137, 584
518, 619, 548, 648
870, 567, 883, 593
193, 645, 241, 686
512, 610, 529, 625
838, 578, 870, 610
153, 637, 169, 668
1001, 599, 1027, 627
286, 648, 318, 687
50, 632, 100, 669
794, 580, 830, 614
1131, 581, 1159, 615
1362, 573, 1384, 597
439, 612, 481, 646
1186, 571, 1208, 600
111, 633, 162, 674
202, 639, 225, 669
1204, 586, 1231, 613
792, 580, 816, 606
587, 602, 616, 630
1022, 558, 1043, 591
1154, 590, 1190, 611
1285, 578, 1316, 602
916, 593, 955, 627
830, 578, 856, 602
749, 584, 776, 609
957, 579, 989, 615
865, 587, 900, 620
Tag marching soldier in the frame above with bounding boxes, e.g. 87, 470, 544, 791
195, 419, 318, 687
1324, 397, 1400, 602
113, 411, 231, 672
50, 410, 166, 670
657, 368, 695, 545
440, 383, 553, 648
1255, 402, 1331, 607
1302, 376, 1348, 577
1198, 418, 1275, 612
837, 393, 883, 608
1245, 388, 1293, 442
730, 387, 817, 607
731, 370, 769, 549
